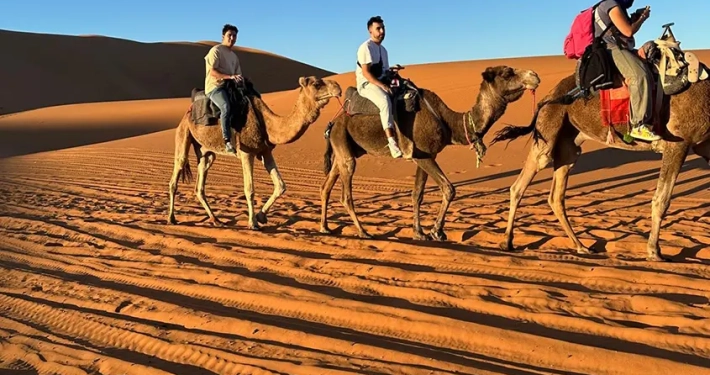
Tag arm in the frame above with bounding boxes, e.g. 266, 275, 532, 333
609, 5, 648, 37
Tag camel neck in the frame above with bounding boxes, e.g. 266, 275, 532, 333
252, 91, 320, 145
428, 90, 504, 146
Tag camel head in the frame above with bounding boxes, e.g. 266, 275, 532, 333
480, 65, 540, 104
298, 76, 343, 109
467, 65, 541, 136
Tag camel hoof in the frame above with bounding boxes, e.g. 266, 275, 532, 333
320, 227, 332, 235
247, 224, 261, 231
358, 232, 372, 239
210, 218, 225, 227
499, 241, 515, 252
167, 216, 177, 225
647, 253, 670, 262
256, 212, 268, 224
577, 247, 594, 255
429, 229, 447, 242
413, 231, 428, 241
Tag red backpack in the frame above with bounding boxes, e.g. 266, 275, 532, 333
563, 1, 606, 59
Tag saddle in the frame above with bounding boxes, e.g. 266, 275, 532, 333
188, 78, 261, 129
343, 73, 421, 116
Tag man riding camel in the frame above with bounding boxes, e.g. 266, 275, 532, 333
355, 16, 403, 158
204, 23, 244, 154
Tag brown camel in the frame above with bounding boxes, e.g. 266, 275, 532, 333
490, 57, 710, 262
320, 65, 540, 241
167, 76, 342, 229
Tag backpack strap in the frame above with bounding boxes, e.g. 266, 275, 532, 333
593, 4, 615, 38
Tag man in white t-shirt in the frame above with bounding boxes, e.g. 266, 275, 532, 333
355, 16, 402, 158
204, 23, 244, 154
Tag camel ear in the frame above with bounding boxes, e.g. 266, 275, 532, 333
299, 76, 314, 88
482, 67, 497, 83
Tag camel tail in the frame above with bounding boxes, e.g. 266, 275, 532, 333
174, 122, 195, 184
490, 108, 544, 146
489, 93, 576, 146
323, 122, 334, 175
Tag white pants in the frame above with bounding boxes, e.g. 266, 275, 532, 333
357, 82, 394, 131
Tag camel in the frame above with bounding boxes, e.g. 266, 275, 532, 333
490, 49, 710, 262
319, 65, 540, 241
167, 76, 342, 229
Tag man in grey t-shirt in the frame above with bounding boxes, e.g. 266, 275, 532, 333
594, 0, 660, 142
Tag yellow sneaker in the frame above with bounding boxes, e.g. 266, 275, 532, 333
629, 125, 661, 142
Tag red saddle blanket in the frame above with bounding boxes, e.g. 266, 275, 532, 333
600, 86, 630, 127
599, 83, 661, 129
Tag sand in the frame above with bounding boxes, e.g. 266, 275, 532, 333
2, 30, 710, 375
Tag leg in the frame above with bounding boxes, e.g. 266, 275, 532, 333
411, 166, 430, 240
339, 157, 371, 239
167, 123, 193, 224
413, 158, 454, 241
357, 83, 402, 158
195, 151, 222, 225
647, 142, 689, 261
547, 133, 590, 254
208, 87, 237, 153
500, 142, 551, 251
319, 164, 341, 234
239, 151, 259, 230
609, 46, 659, 141
255, 150, 286, 224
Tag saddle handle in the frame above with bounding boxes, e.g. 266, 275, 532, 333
660, 22, 677, 42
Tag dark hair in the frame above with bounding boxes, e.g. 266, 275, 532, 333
222, 24, 238, 35
367, 16, 384, 29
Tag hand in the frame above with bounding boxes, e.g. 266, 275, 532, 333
232, 74, 243, 83
381, 84, 392, 95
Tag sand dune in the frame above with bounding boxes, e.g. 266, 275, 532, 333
2, 28, 710, 374
0, 29, 333, 115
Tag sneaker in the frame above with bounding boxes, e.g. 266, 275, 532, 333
686, 52, 700, 83
629, 124, 661, 142
225, 141, 237, 154
388, 141, 403, 158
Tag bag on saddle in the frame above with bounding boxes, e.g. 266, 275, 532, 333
563, 1, 604, 59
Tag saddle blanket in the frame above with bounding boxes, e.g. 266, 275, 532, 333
599, 83, 660, 130
600, 86, 630, 127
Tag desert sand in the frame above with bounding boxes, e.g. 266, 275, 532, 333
2, 30, 710, 375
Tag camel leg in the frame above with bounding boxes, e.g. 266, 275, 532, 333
411, 166, 429, 240
547, 134, 591, 255
500, 142, 551, 251
319, 164, 341, 234
255, 150, 285, 225
413, 158, 454, 242
646, 142, 689, 261
167, 123, 193, 224
339, 157, 371, 239
195, 151, 222, 226
239, 151, 259, 230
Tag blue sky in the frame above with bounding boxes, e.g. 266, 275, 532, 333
2, 0, 708, 73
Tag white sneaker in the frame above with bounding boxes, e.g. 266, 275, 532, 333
388, 142, 403, 158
